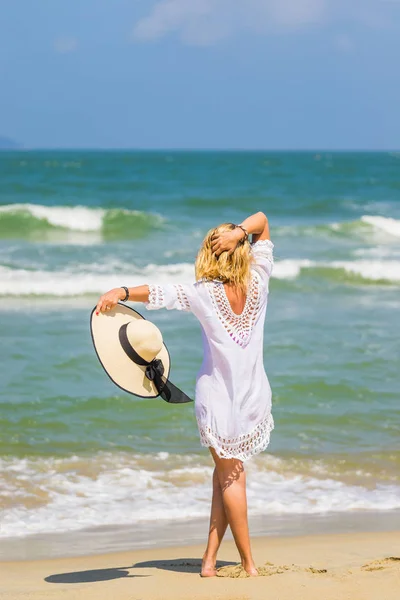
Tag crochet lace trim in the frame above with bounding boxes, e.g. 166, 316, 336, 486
252, 239, 274, 250
198, 413, 274, 462
206, 273, 261, 348
148, 284, 164, 308
175, 284, 190, 310
251, 239, 274, 265
147, 283, 191, 311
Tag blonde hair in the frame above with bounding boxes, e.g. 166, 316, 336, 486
195, 223, 253, 293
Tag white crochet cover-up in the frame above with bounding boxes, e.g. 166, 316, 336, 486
146, 239, 275, 462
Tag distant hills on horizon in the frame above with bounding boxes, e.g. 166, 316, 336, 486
0, 136, 21, 149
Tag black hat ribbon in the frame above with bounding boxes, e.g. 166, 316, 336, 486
118, 323, 192, 404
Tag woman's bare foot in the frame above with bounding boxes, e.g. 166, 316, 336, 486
200, 554, 217, 577
242, 560, 258, 576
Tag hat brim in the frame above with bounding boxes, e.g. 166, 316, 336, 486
90, 303, 171, 398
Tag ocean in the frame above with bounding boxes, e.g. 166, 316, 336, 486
0, 150, 399, 557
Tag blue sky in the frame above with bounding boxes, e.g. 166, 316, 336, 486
1, 0, 399, 149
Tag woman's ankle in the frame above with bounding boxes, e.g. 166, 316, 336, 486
241, 557, 256, 570
202, 551, 217, 565
201, 552, 217, 577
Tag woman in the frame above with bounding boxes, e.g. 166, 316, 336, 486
96, 211, 274, 577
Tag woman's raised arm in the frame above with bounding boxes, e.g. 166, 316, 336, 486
239, 211, 270, 243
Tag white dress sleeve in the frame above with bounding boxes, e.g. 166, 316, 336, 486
251, 239, 274, 282
145, 283, 194, 312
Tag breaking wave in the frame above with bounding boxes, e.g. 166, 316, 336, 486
1, 452, 399, 539
0, 204, 164, 240
0, 256, 399, 298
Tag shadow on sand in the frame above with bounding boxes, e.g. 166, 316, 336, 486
133, 558, 236, 574
45, 558, 236, 583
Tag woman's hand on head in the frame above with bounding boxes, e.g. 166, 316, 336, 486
211, 228, 244, 257
95, 288, 125, 315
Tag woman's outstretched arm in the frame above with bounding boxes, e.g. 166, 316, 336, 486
95, 285, 149, 314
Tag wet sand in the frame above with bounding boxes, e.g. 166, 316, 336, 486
0, 530, 399, 600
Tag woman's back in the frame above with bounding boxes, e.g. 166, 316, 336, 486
223, 282, 246, 316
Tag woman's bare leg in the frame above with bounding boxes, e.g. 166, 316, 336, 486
210, 448, 257, 575
201, 467, 229, 577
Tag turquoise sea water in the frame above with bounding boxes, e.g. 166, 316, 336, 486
0, 151, 399, 543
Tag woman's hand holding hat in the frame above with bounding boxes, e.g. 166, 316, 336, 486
90, 302, 192, 402
96, 288, 126, 315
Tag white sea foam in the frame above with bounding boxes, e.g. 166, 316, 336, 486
330, 260, 400, 282
354, 247, 400, 259
325, 215, 400, 242
0, 263, 195, 296
0, 203, 106, 231
273, 258, 400, 283
361, 215, 400, 238
272, 259, 313, 279
0, 203, 161, 232
1, 453, 399, 539
1, 255, 399, 298
277, 215, 400, 242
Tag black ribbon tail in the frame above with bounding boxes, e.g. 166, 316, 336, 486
158, 378, 192, 404
145, 357, 192, 404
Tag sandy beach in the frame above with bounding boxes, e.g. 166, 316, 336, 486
0, 530, 399, 600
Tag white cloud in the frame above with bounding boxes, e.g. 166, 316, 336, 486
54, 37, 78, 54
133, 0, 227, 45
132, 0, 400, 45
261, 0, 327, 29
132, 0, 327, 45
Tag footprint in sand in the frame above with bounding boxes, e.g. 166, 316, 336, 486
216, 562, 327, 578
361, 557, 400, 572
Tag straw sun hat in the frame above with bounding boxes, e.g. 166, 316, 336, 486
90, 303, 192, 403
